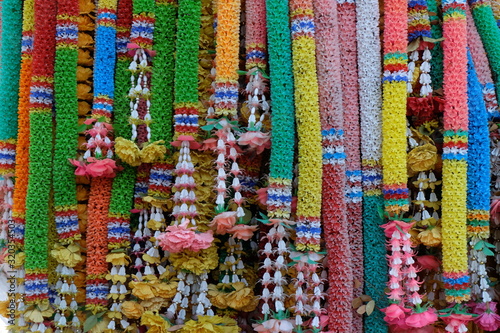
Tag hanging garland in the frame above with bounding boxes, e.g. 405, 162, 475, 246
356, 0, 388, 329
23, 0, 57, 330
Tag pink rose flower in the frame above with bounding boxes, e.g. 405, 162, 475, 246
473, 302, 500, 331
238, 131, 271, 154
209, 211, 237, 235
189, 231, 214, 252
405, 308, 438, 328
381, 220, 414, 238
441, 313, 473, 333
227, 224, 258, 241
253, 319, 294, 333
381, 303, 409, 324
85, 157, 120, 178
69, 159, 88, 177
157, 221, 195, 253
416, 255, 440, 271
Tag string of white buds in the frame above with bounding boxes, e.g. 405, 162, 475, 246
245, 70, 269, 129
128, 49, 151, 141
420, 48, 433, 97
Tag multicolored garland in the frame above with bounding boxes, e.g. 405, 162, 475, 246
289, 0, 324, 329
314, 0, 352, 331
23, 0, 56, 330
356, 0, 387, 329
441, 0, 470, 303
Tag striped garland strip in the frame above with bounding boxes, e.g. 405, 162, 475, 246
262, 0, 295, 319
245, 0, 266, 71
441, 0, 470, 303
466, 51, 492, 303
466, 4, 500, 118
314, 0, 353, 330
337, 0, 363, 330
356, 0, 387, 328
289, 0, 323, 329
23, 0, 57, 313
105, 0, 134, 329
408, 0, 432, 41
470, 0, 500, 100
213, 0, 240, 117
382, 0, 409, 215
53, 0, 80, 245
85, 0, 119, 314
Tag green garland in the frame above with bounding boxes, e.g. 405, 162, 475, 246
0, 0, 23, 141
150, 0, 177, 143
428, 0, 444, 91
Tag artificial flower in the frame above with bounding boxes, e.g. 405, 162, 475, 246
381, 303, 410, 324
473, 302, 500, 331
50, 243, 82, 267
179, 315, 239, 333
157, 221, 195, 253
210, 211, 238, 235
140, 311, 170, 333
114, 137, 141, 166
152, 282, 178, 299
253, 318, 294, 333
190, 231, 215, 252
227, 224, 258, 241
405, 308, 438, 328
86, 157, 120, 178
169, 245, 219, 275
417, 226, 442, 247
129, 281, 156, 300
440, 313, 473, 333
106, 252, 130, 266
415, 255, 440, 271
237, 131, 271, 154
140, 141, 167, 163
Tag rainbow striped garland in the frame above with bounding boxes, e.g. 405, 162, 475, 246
24, 0, 57, 312
408, 0, 432, 42
441, 0, 470, 303
382, 0, 409, 215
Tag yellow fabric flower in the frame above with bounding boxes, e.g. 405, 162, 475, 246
208, 282, 258, 312
418, 226, 442, 247
140, 311, 170, 333
153, 282, 178, 299
140, 141, 167, 163
179, 315, 239, 333
106, 252, 130, 266
143, 254, 160, 265
146, 218, 164, 230
50, 243, 82, 268
169, 246, 218, 275
129, 281, 156, 300
140, 297, 168, 312
115, 137, 141, 166
407, 143, 438, 175
121, 301, 144, 319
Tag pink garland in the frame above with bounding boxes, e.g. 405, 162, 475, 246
337, 0, 363, 330
313, 0, 352, 331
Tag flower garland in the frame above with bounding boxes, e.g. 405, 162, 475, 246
104, 0, 134, 329
23, 0, 56, 330
259, 0, 295, 324
466, 51, 494, 317
51, 0, 82, 329
84, 0, 119, 314
356, 0, 387, 329
289, 0, 324, 329
0, 0, 22, 180
381, 0, 409, 216
466, 4, 500, 118
470, 0, 500, 100
491, 0, 500, 26
10, 0, 34, 329
337, 0, 363, 329
313, 0, 352, 331
441, 0, 470, 303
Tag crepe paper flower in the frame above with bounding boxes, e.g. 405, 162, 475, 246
140, 311, 170, 332
253, 318, 295, 333
86, 158, 121, 178
114, 137, 141, 166
441, 313, 473, 333
407, 144, 438, 174
417, 226, 442, 247
227, 224, 258, 241
415, 255, 440, 271
157, 221, 195, 253
473, 302, 500, 331
406, 308, 438, 328
179, 315, 239, 333
381, 303, 411, 324
209, 211, 238, 235
169, 246, 219, 275
237, 131, 271, 154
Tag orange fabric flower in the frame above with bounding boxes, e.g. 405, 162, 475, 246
209, 211, 237, 235
227, 224, 258, 240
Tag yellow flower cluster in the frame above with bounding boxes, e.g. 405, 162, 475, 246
382, 80, 408, 187
114, 137, 167, 166
180, 315, 240, 333
441, 159, 468, 273
208, 282, 259, 312
291, 36, 323, 219
169, 245, 219, 275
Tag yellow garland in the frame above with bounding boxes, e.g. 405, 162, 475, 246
441, 159, 468, 274
291, 35, 323, 219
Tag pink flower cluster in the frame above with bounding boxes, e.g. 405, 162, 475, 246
70, 157, 120, 178
157, 220, 214, 253
209, 211, 257, 240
